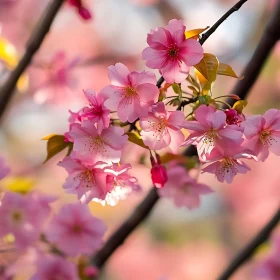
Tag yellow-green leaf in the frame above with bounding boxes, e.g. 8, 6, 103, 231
185, 26, 209, 40
43, 134, 72, 163
126, 132, 149, 149
217, 63, 243, 79
194, 53, 219, 82
233, 100, 248, 114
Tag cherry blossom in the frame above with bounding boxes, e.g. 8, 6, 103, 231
140, 102, 185, 153
0, 156, 10, 180
0, 192, 53, 249
31, 254, 79, 280
93, 163, 141, 206
58, 156, 110, 204
142, 19, 203, 83
182, 105, 244, 160
100, 63, 159, 122
241, 108, 280, 161
34, 51, 80, 104
158, 164, 212, 209
78, 89, 111, 132
68, 0, 92, 20
201, 147, 255, 184
69, 120, 128, 164
46, 203, 106, 256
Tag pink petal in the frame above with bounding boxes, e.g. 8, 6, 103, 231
168, 129, 184, 153
129, 71, 157, 86
141, 130, 171, 150
136, 83, 159, 103
183, 120, 206, 132
207, 110, 226, 129
179, 39, 204, 66
147, 27, 171, 49
165, 19, 185, 34
263, 108, 280, 129
101, 85, 123, 111
167, 111, 185, 129
142, 47, 169, 69
161, 61, 188, 83
117, 97, 140, 122
108, 63, 130, 87
194, 105, 215, 128
101, 126, 128, 150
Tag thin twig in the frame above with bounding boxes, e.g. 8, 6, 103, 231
218, 207, 280, 280
90, 0, 255, 272
199, 0, 248, 45
0, 0, 65, 120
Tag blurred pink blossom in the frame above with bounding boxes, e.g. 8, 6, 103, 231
0, 192, 53, 249
31, 254, 79, 280
68, 0, 92, 20
158, 164, 212, 209
46, 203, 106, 256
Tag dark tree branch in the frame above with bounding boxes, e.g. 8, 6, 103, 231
199, 0, 248, 45
0, 0, 65, 119
218, 207, 280, 280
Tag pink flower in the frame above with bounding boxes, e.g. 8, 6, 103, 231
93, 163, 141, 206
46, 203, 106, 257
182, 105, 244, 160
140, 102, 185, 153
201, 147, 255, 184
58, 156, 110, 203
225, 108, 243, 125
31, 254, 79, 280
68, 0, 92, 20
69, 120, 128, 164
79, 89, 111, 132
100, 63, 159, 122
255, 255, 280, 280
158, 164, 212, 209
34, 51, 80, 105
0, 192, 53, 249
142, 19, 203, 83
241, 108, 280, 161
0, 156, 10, 180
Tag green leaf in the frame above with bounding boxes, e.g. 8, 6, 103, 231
194, 53, 219, 82
172, 83, 181, 94
217, 63, 243, 79
42, 134, 72, 163
233, 100, 248, 114
126, 132, 149, 149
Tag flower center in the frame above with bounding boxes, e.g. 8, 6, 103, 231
167, 44, 179, 60
219, 157, 238, 177
11, 211, 23, 223
259, 129, 274, 147
76, 168, 95, 188
203, 130, 217, 145
72, 224, 82, 233
125, 86, 137, 97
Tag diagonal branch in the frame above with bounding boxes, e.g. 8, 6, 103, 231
218, 207, 280, 280
0, 0, 65, 120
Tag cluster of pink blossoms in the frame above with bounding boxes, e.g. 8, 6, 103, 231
60, 19, 206, 207
183, 105, 280, 183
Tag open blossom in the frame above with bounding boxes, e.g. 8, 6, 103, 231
68, 0, 92, 20
79, 89, 110, 132
201, 147, 255, 184
58, 156, 110, 204
46, 203, 106, 256
69, 120, 128, 164
158, 164, 212, 209
0, 192, 53, 249
241, 108, 280, 161
100, 63, 159, 122
182, 105, 243, 160
140, 102, 185, 153
31, 254, 79, 280
142, 19, 203, 83
34, 51, 80, 104
0, 156, 10, 180
93, 163, 141, 206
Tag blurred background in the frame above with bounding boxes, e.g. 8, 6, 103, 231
0, 0, 280, 279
